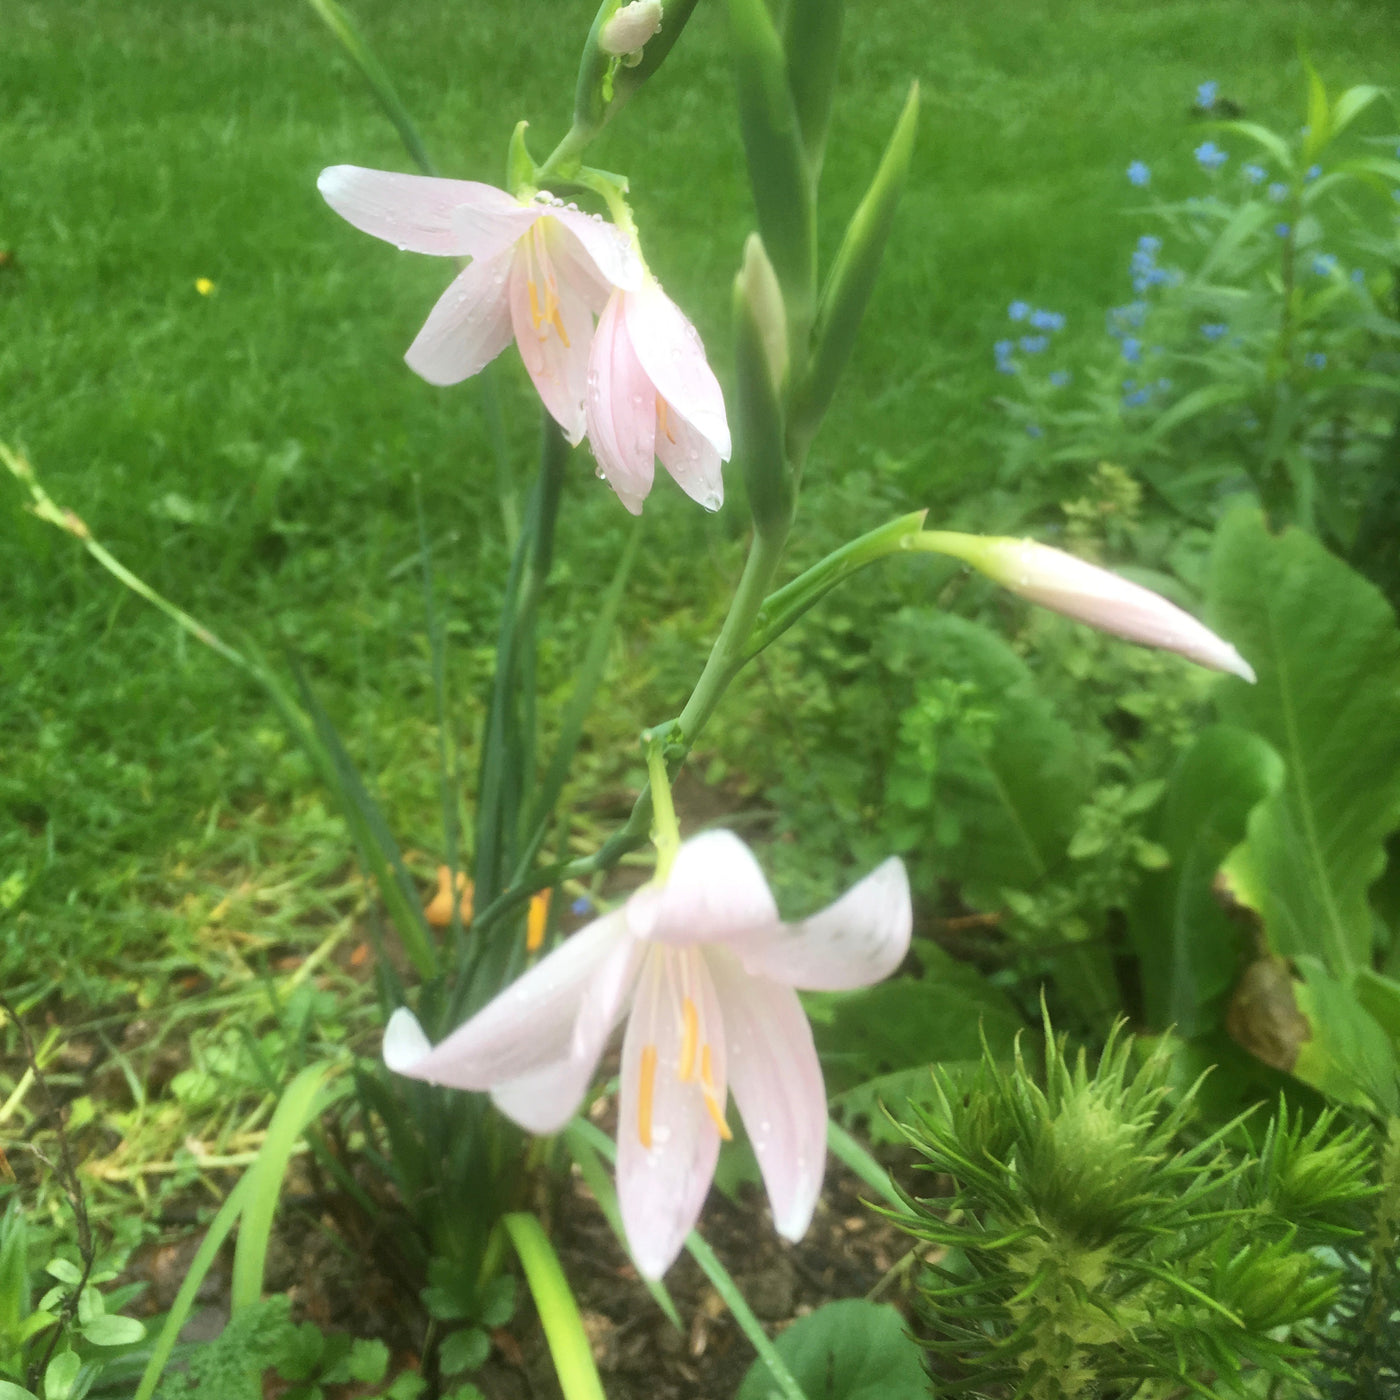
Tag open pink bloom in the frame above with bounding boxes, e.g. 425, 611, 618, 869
585, 278, 731, 514
383, 831, 911, 1279
317, 165, 642, 443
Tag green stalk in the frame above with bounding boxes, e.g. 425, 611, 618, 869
502, 1214, 608, 1400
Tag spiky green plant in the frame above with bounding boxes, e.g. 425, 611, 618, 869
888, 1016, 1377, 1398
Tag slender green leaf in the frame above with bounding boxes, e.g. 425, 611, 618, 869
794, 84, 918, 445
1215, 121, 1296, 174
1328, 83, 1384, 139
501, 1214, 607, 1400
825, 1120, 901, 1210
1211, 510, 1400, 978
306, 0, 437, 175
783, 0, 844, 165
231, 1063, 345, 1311
132, 1176, 254, 1400
728, 0, 815, 322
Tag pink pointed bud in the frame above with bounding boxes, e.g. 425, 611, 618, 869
600, 0, 663, 56
917, 531, 1256, 682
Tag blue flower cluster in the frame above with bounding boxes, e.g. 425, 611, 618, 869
1243, 163, 1267, 185
1305, 351, 1327, 369
1200, 322, 1228, 342
995, 302, 1067, 372
1311, 253, 1338, 276
1195, 141, 1228, 172
1129, 234, 1177, 294
1122, 376, 1172, 408
1127, 160, 1151, 188
1196, 80, 1218, 109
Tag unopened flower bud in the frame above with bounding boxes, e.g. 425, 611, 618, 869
600, 0, 663, 56
915, 532, 1256, 682
737, 233, 788, 390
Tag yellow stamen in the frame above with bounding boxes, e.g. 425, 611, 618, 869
678, 997, 699, 1082
700, 1045, 732, 1140
657, 394, 677, 444
528, 279, 544, 330
526, 889, 551, 953
637, 1045, 658, 1149
549, 302, 571, 347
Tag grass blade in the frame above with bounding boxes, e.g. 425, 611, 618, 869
230, 1063, 348, 1311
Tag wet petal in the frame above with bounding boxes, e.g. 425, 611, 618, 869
737, 858, 912, 991
490, 1053, 601, 1134
382, 910, 630, 1090
508, 240, 594, 443
653, 403, 724, 512
627, 830, 779, 949
586, 293, 656, 513
624, 280, 730, 458
618, 950, 721, 1279
551, 206, 644, 295
706, 950, 826, 1241
404, 250, 515, 386
318, 165, 515, 257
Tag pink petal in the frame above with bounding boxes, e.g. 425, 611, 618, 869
450, 201, 541, 263
624, 280, 730, 459
317, 165, 515, 257
653, 401, 724, 512
737, 858, 912, 991
627, 830, 779, 949
585, 293, 656, 514
491, 936, 643, 1134
706, 949, 827, 1241
617, 950, 722, 1279
381, 911, 630, 1090
551, 206, 644, 296
508, 237, 594, 444
404, 249, 515, 386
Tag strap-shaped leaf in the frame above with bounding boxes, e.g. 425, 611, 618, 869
783, 0, 844, 166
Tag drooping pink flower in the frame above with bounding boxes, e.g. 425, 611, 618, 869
917, 531, 1256, 681
318, 166, 642, 443
383, 831, 911, 1279
585, 278, 731, 514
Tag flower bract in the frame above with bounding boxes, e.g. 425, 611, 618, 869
383, 830, 912, 1278
317, 166, 642, 443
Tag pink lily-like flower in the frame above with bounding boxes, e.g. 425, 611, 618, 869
586, 278, 731, 514
383, 831, 911, 1279
317, 166, 642, 443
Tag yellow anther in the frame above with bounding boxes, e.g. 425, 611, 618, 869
549, 302, 571, 347
700, 1045, 732, 1140
637, 1044, 658, 1149
678, 997, 699, 1082
526, 889, 551, 953
527, 279, 544, 330
657, 395, 677, 444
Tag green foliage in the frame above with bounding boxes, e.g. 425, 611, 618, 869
1211, 508, 1400, 979
734, 1298, 927, 1400
890, 1018, 1379, 1398
1129, 723, 1284, 1036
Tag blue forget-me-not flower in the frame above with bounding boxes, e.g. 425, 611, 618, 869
1127, 160, 1151, 187
1195, 141, 1227, 172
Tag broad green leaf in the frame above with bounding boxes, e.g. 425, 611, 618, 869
735, 1299, 928, 1400
43, 1352, 80, 1400
1130, 725, 1285, 1037
0, 1383, 37, 1400
1292, 957, 1398, 1111
1210, 509, 1400, 978
809, 942, 1022, 1090
878, 612, 1088, 900
82, 1312, 146, 1346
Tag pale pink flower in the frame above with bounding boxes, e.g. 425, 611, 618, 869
317, 166, 642, 443
383, 831, 911, 1279
918, 532, 1256, 682
585, 278, 731, 514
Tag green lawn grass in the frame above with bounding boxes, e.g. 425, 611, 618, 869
3, 0, 1398, 997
